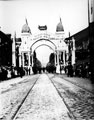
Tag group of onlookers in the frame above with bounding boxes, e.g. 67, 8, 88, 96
65, 62, 91, 78
0, 66, 8, 80
0, 62, 91, 81
74, 63, 91, 78
0, 65, 27, 81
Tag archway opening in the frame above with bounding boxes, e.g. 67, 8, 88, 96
35, 45, 54, 67
30, 38, 57, 67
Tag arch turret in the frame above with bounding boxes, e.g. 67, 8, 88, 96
21, 18, 31, 34
56, 18, 64, 32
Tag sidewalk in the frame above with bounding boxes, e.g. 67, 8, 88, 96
15, 74, 72, 120
58, 74, 94, 93
0, 76, 30, 93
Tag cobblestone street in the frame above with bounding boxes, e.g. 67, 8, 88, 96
0, 73, 94, 120
0, 75, 40, 120
49, 74, 94, 120
13, 74, 72, 120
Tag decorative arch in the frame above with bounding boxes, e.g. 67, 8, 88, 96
30, 39, 57, 52
34, 44, 55, 51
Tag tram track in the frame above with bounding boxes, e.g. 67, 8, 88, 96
8, 73, 77, 120
58, 75, 94, 95
5, 73, 94, 120
47, 74, 77, 120
11, 75, 40, 120
13, 73, 76, 120
48, 74, 94, 120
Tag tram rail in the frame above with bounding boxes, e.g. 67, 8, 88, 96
12, 74, 77, 120
58, 75, 94, 95
7, 73, 94, 120
11, 75, 40, 120
47, 74, 77, 120
48, 73, 94, 120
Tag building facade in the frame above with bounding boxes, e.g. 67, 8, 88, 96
0, 31, 12, 66
65, 28, 90, 66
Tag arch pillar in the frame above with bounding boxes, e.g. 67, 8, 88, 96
19, 53, 21, 67
28, 51, 33, 74
31, 53, 33, 67
54, 52, 56, 66
12, 36, 16, 66
28, 52, 31, 67
22, 52, 24, 67
63, 51, 65, 66
57, 51, 59, 65
72, 37, 75, 65
56, 50, 60, 73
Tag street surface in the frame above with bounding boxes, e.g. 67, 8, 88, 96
49, 74, 94, 120
0, 73, 94, 120
0, 75, 40, 120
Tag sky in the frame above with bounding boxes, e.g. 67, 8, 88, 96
36, 46, 53, 67
0, 0, 89, 36
0, 0, 89, 65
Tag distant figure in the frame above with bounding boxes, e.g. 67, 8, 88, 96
43, 67, 45, 73
67, 63, 73, 77
20, 65, 24, 78
39, 68, 41, 74
60, 65, 62, 74
1, 67, 8, 80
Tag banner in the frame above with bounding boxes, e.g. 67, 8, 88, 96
38, 25, 47, 30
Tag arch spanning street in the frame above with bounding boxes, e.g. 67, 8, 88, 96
12, 19, 76, 73
30, 38, 57, 53
34, 44, 54, 52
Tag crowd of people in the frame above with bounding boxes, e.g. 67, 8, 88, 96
64, 62, 91, 79
0, 65, 26, 81
0, 62, 91, 81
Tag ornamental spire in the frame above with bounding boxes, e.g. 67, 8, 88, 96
60, 17, 62, 23
25, 17, 28, 25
